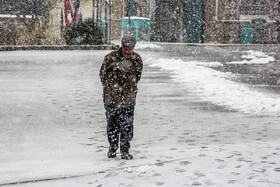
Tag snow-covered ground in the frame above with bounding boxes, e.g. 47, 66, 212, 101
0, 48, 280, 186
227, 50, 275, 65
147, 57, 280, 116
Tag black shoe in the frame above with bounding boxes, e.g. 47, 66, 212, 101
121, 153, 133, 160
108, 149, 116, 158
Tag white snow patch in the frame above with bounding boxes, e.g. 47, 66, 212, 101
227, 50, 275, 65
0, 14, 33, 18
195, 62, 223, 67
135, 42, 162, 50
124, 165, 154, 175
123, 16, 150, 20
111, 41, 161, 50
136, 165, 154, 174
147, 57, 280, 116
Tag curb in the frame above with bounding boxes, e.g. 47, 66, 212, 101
151, 42, 280, 47
0, 45, 119, 51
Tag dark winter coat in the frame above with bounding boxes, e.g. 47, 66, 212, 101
100, 48, 143, 108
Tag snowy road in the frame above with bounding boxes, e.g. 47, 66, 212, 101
0, 49, 280, 186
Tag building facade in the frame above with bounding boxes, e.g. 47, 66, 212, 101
151, 0, 187, 42
50, 0, 151, 43
229, 0, 279, 43
150, 0, 205, 43
204, 0, 279, 44
201, 0, 279, 43
0, 0, 51, 45
0, 0, 279, 45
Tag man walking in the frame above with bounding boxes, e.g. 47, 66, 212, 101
99, 35, 143, 160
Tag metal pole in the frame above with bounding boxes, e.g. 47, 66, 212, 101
100, 0, 102, 21
105, 0, 108, 43
93, 0, 95, 19
215, 0, 218, 21
105, 1, 107, 23
109, 0, 112, 43
96, 0, 99, 22
128, 0, 131, 31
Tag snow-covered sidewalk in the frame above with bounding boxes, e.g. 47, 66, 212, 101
0, 50, 279, 186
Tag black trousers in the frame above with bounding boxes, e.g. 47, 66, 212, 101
104, 105, 134, 154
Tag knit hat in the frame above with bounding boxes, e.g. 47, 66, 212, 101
121, 35, 136, 47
